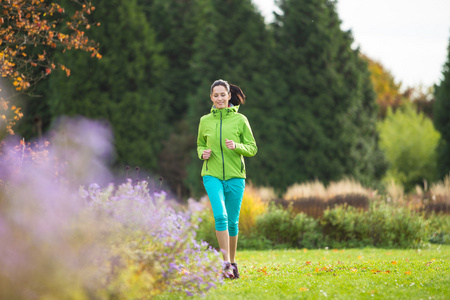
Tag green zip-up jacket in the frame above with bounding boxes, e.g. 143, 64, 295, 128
197, 105, 257, 180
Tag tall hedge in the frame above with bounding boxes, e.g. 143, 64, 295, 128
46, 0, 169, 172
267, 0, 384, 189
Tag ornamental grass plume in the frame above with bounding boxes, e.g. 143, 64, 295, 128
283, 179, 327, 201
427, 174, 450, 214
430, 174, 450, 200
0, 117, 222, 299
251, 185, 277, 202
280, 179, 373, 218
385, 179, 405, 204
326, 178, 373, 199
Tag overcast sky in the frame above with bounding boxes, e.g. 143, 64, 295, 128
252, 0, 450, 89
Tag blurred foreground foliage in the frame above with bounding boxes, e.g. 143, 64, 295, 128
0, 117, 222, 299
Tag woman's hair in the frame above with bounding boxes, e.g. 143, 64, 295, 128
210, 79, 246, 106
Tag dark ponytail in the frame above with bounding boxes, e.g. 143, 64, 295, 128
229, 84, 246, 106
210, 79, 246, 106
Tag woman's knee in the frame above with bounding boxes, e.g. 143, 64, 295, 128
214, 214, 228, 231
228, 222, 239, 236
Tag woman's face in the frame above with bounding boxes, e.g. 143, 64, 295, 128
210, 85, 231, 109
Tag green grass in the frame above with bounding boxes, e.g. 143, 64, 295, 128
156, 245, 450, 299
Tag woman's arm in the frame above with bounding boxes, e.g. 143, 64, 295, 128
197, 119, 209, 159
234, 117, 257, 157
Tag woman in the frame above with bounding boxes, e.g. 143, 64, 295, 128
197, 79, 257, 279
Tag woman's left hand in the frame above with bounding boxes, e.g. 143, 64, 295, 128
225, 139, 236, 150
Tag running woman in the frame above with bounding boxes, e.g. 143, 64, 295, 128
197, 79, 258, 279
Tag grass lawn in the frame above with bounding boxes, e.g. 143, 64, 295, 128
156, 245, 450, 299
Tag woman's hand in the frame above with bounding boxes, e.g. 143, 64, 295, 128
202, 149, 212, 159
225, 139, 236, 150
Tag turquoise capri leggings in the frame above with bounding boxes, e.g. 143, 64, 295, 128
203, 175, 245, 237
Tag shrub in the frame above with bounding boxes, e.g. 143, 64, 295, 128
321, 202, 429, 248
427, 212, 450, 244
82, 181, 222, 297
377, 104, 440, 191
255, 205, 321, 249
236, 233, 274, 250
239, 184, 267, 236
321, 204, 371, 248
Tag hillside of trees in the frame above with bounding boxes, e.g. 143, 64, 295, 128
6, 0, 449, 198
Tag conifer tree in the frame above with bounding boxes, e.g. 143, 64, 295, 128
137, 0, 198, 123
434, 38, 450, 179
46, 0, 169, 173
135, 0, 201, 197
270, 0, 384, 189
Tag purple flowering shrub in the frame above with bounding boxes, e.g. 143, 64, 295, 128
80, 180, 223, 297
0, 117, 222, 299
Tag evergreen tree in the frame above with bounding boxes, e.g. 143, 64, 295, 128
270, 0, 384, 189
434, 37, 450, 179
136, 0, 201, 198
137, 0, 199, 123
46, 0, 169, 173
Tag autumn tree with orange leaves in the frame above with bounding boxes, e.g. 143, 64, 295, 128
361, 54, 405, 118
0, 0, 100, 135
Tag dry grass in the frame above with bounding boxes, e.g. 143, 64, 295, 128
326, 178, 374, 199
385, 180, 405, 204
250, 185, 278, 203
283, 179, 327, 201
386, 174, 450, 214
276, 178, 374, 218
283, 178, 373, 202
426, 174, 450, 214
430, 174, 450, 199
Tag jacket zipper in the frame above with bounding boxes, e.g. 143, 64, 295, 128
220, 111, 225, 180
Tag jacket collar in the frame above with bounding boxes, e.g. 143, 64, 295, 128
211, 105, 239, 117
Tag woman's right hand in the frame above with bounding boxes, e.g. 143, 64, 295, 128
202, 149, 212, 160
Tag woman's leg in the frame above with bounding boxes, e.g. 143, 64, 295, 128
224, 178, 245, 264
203, 176, 230, 262
229, 235, 239, 263
215, 230, 230, 262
